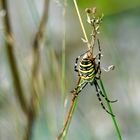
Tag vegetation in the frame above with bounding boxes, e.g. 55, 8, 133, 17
0, 0, 140, 140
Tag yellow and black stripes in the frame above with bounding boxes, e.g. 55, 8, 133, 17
79, 58, 95, 80
74, 50, 90, 72
74, 56, 80, 72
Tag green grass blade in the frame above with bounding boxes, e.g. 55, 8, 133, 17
57, 78, 83, 140
61, 95, 79, 140
99, 79, 122, 140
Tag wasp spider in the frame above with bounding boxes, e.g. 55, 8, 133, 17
72, 39, 117, 117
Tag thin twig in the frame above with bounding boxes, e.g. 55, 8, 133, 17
26, 0, 50, 140
32, 0, 49, 81
73, 0, 90, 50
57, 77, 81, 140
1, 0, 28, 115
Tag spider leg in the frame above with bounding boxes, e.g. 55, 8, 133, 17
71, 81, 88, 95
94, 80, 118, 103
74, 50, 90, 72
74, 57, 79, 72
94, 80, 115, 117
76, 82, 88, 95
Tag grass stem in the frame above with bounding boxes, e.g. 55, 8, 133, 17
99, 79, 122, 140
73, 0, 89, 49
57, 78, 81, 140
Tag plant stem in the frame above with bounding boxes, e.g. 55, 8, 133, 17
58, 94, 78, 140
73, 0, 89, 49
2, 0, 28, 115
57, 78, 81, 140
32, 0, 49, 80
99, 79, 122, 140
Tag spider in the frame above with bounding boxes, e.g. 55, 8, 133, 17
72, 39, 117, 117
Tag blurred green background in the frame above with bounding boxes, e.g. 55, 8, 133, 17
0, 0, 140, 140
